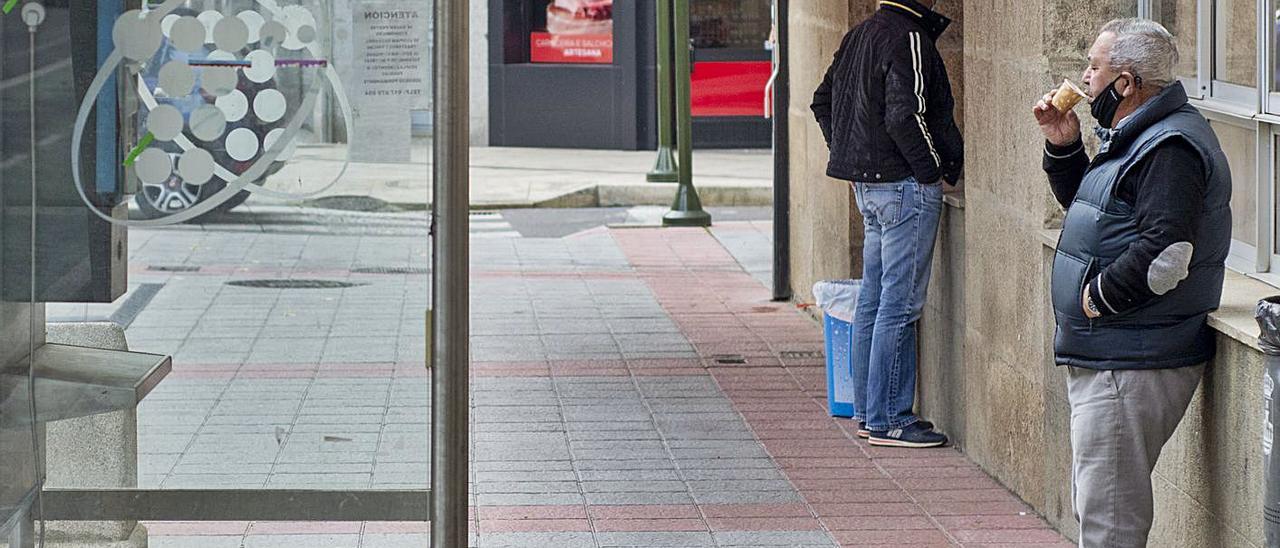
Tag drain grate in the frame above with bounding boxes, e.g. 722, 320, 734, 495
226, 279, 366, 289
780, 350, 823, 359
711, 354, 747, 365
351, 266, 430, 275
147, 265, 201, 272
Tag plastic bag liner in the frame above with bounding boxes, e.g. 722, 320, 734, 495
1258, 296, 1280, 355
813, 280, 860, 323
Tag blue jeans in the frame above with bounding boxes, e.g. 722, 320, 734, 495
851, 178, 943, 431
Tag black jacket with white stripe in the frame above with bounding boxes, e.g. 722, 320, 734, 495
811, 0, 962, 185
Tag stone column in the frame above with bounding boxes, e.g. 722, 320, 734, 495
787, 1, 857, 301
43, 322, 145, 548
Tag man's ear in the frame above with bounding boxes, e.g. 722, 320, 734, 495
1116, 72, 1136, 97
1120, 73, 1139, 97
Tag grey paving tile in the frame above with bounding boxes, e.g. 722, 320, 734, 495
574, 459, 677, 471
583, 492, 696, 506
713, 531, 836, 546
477, 532, 594, 548
475, 481, 582, 494
171, 462, 276, 475
472, 460, 575, 473
149, 535, 246, 548
475, 470, 578, 483
678, 458, 781, 470
475, 493, 586, 506
360, 533, 434, 548
580, 480, 687, 493
243, 534, 361, 548
594, 531, 715, 547
162, 474, 268, 488
690, 491, 802, 504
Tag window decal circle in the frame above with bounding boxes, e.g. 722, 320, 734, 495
72, 0, 356, 227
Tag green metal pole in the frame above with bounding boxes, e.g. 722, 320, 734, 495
663, 0, 711, 227
647, 0, 678, 183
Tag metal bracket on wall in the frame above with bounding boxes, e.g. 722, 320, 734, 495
40, 489, 431, 522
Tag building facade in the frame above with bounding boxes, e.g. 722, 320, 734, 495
788, 1, 1268, 545
484, 0, 775, 149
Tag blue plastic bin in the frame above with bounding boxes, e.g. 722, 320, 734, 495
814, 279, 859, 419
823, 312, 856, 418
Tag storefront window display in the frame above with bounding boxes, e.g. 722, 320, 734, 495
530, 0, 614, 64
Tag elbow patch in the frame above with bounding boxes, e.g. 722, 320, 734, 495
1147, 242, 1194, 295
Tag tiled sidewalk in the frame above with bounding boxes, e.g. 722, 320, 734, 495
127, 221, 1070, 547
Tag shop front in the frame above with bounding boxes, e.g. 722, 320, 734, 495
487, 0, 773, 150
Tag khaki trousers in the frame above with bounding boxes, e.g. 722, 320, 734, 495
1066, 364, 1205, 548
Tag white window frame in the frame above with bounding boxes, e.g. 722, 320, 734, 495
1142, 0, 1212, 99
1199, 111, 1269, 273
1264, 0, 1280, 112
1210, 0, 1261, 110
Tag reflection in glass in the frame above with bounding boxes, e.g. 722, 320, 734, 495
690, 0, 770, 49
1153, 0, 1198, 81
1211, 120, 1258, 247
1215, 0, 1257, 87
1, 0, 44, 542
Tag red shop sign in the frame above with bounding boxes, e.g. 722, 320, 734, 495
530, 32, 614, 64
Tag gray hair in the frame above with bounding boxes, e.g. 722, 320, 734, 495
1100, 18, 1179, 89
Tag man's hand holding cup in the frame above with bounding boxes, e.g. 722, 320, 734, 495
1034, 79, 1088, 147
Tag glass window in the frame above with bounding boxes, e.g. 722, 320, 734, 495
1153, 0, 1199, 82
530, 0, 615, 64
690, 0, 771, 50
1273, 2, 1280, 91
1215, 0, 1258, 87
1212, 120, 1259, 247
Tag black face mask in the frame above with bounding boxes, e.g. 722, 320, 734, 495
1090, 75, 1134, 129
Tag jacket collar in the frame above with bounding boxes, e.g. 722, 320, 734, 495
877, 0, 951, 40
1095, 82, 1190, 156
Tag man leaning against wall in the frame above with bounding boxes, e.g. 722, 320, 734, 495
1032, 18, 1232, 548
810, 0, 963, 449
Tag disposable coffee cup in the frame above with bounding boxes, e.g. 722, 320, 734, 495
1052, 79, 1089, 112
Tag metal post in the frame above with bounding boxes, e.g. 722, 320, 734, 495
647, 0, 678, 183
662, 0, 711, 227
431, 0, 469, 545
771, 0, 792, 302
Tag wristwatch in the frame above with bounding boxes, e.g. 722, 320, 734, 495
1084, 292, 1101, 318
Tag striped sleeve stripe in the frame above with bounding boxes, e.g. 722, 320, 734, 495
1095, 277, 1119, 315
909, 32, 941, 168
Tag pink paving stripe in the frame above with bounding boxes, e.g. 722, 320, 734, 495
696, 502, 811, 518
479, 519, 592, 533
586, 505, 701, 520
363, 521, 433, 533
609, 226, 1070, 548
592, 518, 707, 532
478, 505, 587, 520
704, 516, 822, 532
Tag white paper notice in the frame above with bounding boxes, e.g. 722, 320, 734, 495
351, 2, 429, 163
